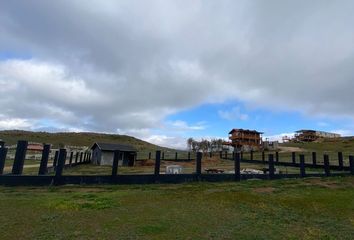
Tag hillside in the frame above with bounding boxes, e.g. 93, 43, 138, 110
281, 137, 354, 153
0, 130, 173, 152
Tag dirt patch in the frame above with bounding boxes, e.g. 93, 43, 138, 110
278, 146, 305, 153
303, 178, 348, 189
136, 160, 155, 166
4, 164, 40, 171
253, 187, 276, 194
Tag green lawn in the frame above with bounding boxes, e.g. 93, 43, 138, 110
0, 177, 353, 239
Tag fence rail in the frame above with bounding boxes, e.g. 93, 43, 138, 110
0, 141, 353, 186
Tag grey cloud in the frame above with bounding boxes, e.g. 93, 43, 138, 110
0, 0, 354, 132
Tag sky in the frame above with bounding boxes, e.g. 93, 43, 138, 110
0, 0, 354, 149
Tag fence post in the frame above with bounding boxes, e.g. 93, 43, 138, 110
292, 152, 296, 164
38, 144, 51, 175
196, 152, 202, 176
75, 152, 79, 164
234, 152, 241, 181
154, 151, 161, 177
275, 151, 279, 163
188, 152, 190, 161
349, 156, 354, 175
225, 151, 228, 159
240, 151, 243, 161
209, 151, 212, 158
262, 151, 265, 162
53, 149, 67, 185
0, 147, 8, 175
299, 154, 306, 178
53, 150, 59, 169
338, 152, 343, 171
219, 151, 222, 159
175, 152, 178, 161
162, 152, 165, 160
324, 154, 330, 177
80, 152, 83, 163
312, 152, 317, 166
12, 140, 28, 175
148, 152, 151, 159
250, 150, 254, 161
69, 152, 73, 166
112, 150, 120, 177
268, 154, 275, 179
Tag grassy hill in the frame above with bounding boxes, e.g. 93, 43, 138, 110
0, 130, 174, 152
281, 137, 354, 153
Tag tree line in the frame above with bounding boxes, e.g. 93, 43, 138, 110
186, 138, 225, 153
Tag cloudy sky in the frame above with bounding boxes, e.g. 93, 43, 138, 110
1, 0, 354, 149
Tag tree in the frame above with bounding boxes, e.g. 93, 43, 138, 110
187, 138, 194, 151
191, 140, 198, 152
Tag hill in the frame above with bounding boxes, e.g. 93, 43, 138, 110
0, 130, 174, 152
281, 137, 354, 153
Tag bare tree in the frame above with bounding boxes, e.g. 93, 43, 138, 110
191, 140, 198, 152
187, 137, 194, 151
217, 139, 224, 152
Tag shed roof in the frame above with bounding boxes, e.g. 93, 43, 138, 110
27, 144, 44, 152
91, 142, 137, 152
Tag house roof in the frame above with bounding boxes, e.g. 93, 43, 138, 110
229, 129, 263, 134
91, 142, 137, 152
295, 129, 316, 133
27, 144, 44, 151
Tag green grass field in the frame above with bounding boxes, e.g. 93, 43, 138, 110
0, 177, 353, 239
281, 138, 354, 153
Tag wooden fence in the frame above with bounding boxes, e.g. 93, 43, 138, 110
0, 141, 353, 186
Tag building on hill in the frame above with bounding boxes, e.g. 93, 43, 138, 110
226, 129, 263, 151
294, 130, 340, 142
91, 142, 137, 166
262, 140, 279, 150
27, 142, 44, 152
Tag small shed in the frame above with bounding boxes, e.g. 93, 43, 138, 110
91, 142, 137, 166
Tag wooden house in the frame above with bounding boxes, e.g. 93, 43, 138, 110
227, 129, 263, 150
294, 130, 340, 142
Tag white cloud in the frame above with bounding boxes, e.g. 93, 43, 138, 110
218, 107, 249, 121
0, 117, 33, 130
168, 120, 207, 131
117, 127, 188, 149
330, 129, 353, 137
144, 135, 187, 150
0, 0, 354, 147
